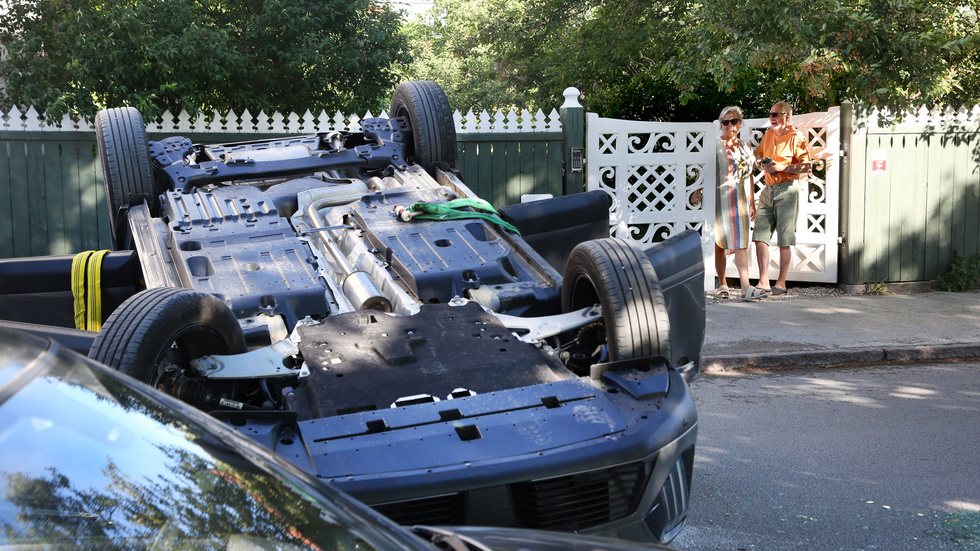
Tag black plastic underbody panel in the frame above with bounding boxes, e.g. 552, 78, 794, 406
276, 369, 698, 540
349, 188, 560, 313
295, 378, 616, 478
161, 185, 329, 328
293, 302, 572, 418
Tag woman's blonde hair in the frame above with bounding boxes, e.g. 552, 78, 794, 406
719, 106, 744, 122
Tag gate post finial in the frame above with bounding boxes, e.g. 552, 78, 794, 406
562, 87, 582, 109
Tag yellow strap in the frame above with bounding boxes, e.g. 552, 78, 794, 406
71, 250, 110, 331
86, 250, 109, 332
71, 251, 94, 330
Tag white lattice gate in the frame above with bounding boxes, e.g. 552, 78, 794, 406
585, 114, 717, 290
586, 109, 840, 290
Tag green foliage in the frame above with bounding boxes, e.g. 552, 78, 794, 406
400, 0, 717, 116
0, 0, 410, 121
668, 0, 980, 114
865, 278, 888, 295
937, 251, 980, 292
399, 0, 529, 112
401, 0, 980, 120
5, 0, 978, 121
477, 0, 709, 116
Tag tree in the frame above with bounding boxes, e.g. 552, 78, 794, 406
399, 0, 531, 112
0, 0, 410, 121
402, 0, 980, 120
401, 0, 774, 118
667, 0, 980, 115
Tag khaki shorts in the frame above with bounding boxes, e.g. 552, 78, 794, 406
753, 181, 800, 247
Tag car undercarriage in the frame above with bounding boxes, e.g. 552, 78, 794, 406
0, 81, 705, 543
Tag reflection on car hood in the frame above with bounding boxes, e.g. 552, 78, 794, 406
0, 328, 431, 551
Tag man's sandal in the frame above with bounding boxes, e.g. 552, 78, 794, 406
743, 286, 768, 300
715, 285, 730, 299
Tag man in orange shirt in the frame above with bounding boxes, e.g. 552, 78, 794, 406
753, 102, 812, 296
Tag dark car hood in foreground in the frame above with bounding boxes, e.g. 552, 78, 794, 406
0, 328, 429, 550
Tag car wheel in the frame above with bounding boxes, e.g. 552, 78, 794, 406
390, 80, 457, 172
562, 238, 671, 362
89, 287, 246, 387
95, 107, 159, 249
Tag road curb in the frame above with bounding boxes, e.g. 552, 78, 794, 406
702, 343, 980, 372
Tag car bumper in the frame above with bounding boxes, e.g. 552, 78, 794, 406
277, 369, 697, 543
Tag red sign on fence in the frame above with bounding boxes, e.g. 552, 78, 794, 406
871, 149, 887, 175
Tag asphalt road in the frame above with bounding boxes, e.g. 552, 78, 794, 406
671, 361, 980, 551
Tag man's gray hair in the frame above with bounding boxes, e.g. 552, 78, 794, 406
773, 102, 794, 116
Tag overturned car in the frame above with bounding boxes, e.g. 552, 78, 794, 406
0, 81, 705, 543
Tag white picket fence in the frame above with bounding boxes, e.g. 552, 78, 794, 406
0, 105, 561, 134
865, 105, 980, 127
8, 101, 976, 134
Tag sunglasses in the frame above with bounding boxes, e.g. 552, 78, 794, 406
769, 112, 788, 118
721, 119, 741, 127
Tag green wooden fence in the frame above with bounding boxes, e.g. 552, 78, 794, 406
456, 132, 564, 206
0, 132, 109, 258
840, 103, 980, 286
0, 129, 564, 259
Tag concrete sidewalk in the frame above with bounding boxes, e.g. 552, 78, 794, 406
701, 289, 980, 371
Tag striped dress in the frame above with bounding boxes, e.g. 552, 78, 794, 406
715, 138, 755, 250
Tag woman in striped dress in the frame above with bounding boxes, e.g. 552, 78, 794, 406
714, 106, 759, 299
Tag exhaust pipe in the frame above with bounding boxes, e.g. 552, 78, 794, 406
305, 200, 392, 312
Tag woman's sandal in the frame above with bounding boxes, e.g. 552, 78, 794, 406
742, 286, 768, 300
715, 285, 730, 299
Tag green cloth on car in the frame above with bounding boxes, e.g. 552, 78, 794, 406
408, 198, 520, 235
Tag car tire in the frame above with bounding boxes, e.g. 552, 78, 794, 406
89, 287, 246, 386
390, 80, 457, 172
95, 107, 159, 249
562, 238, 671, 362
